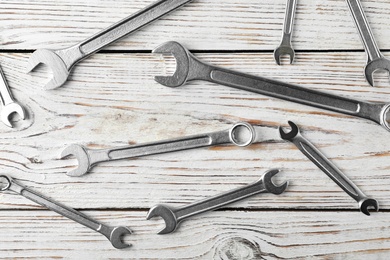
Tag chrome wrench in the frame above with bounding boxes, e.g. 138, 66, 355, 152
153, 41, 390, 132
61, 122, 257, 177
27, 0, 194, 90
146, 169, 288, 234
279, 121, 378, 216
0, 175, 131, 249
346, 0, 390, 86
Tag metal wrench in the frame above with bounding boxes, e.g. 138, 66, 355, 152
61, 122, 257, 177
153, 41, 390, 132
0, 66, 25, 128
146, 169, 288, 234
274, 0, 297, 65
279, 121, 378, 216
0, 175, 131, 249
346, 0, 390, 86
27, 0, 194, 90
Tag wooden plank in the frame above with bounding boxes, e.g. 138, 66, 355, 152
0, 52, 389, 210
1, 0, 390, 50
0, 210, 389, 259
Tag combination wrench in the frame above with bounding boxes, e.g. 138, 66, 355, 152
274, 0, 297, 65
27, 0, 194, 90
146, 169, 288, 234
0, 66, 25, 128
0, 175, 131, 248
279, 121, 378, 216
153, 41, 390, 132
346, 0, 390, 86
61, 122, 259, 177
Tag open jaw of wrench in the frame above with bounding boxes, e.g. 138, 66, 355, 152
279, 121, 378, 216
274, 0, 297, 65
0, 66, 25, 127
61, 122, 257, 177
346, 0, 390, 86
146, 169, 288, 234
0, 175, 131, 249
153, 41, 390, 132
26, 0, 194, 90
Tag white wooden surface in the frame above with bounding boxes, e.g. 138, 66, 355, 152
1, 0, 390, 259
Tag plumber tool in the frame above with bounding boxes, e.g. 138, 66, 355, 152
27, 0, 194, 90
279, 121, 378, 216
61, 122, 258, 177
153, 41, 390, 132
146, 169, 288, 234
0, 66, 25, 128
346, 0, 390, 86
274, 0, 297, 65
0, 175, 131, 249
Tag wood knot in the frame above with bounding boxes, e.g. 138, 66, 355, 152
214, 236, 262, 260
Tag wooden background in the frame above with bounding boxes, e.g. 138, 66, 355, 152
1, 0, 390, 258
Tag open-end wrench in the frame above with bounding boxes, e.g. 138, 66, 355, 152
0, 175, 131, 249
279, 121, 378, 216
274, 0, 297, 65
146, 169, 288, 234
0, 66, 25, 127
346, 0, 390, 86
61, 122, 258, 177
27, 0, 194, 90
153, 41, 390, 132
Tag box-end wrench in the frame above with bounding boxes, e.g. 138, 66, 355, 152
346, 0, 390, 86
274, 0, 297, 65
26, 0, 194, 90
279, 121, 378, 216
146, 169, 288, 234
61, 122, 258, 177
0, 66, 25, 128
0, 175, 131, 249
153, 41, 390, 132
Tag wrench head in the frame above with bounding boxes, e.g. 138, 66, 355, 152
146, 204, 177, 234
109, 226, 132, 249
365, 57, 390, 87
261, 169, 289, 195
61, 144, 91, 177
0, 102, 26, 128
153, 41, 190, 88
27, 49, 69, 90
274, 45, 295, 65
359, 198, 379, 216
278, 121, 299, 141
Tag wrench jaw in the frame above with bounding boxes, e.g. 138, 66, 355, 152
359, 198, 379, 216
364, 57, 390, 87
109, 226, 132, 249
274, 45, 295, 66
146, 204, 178, 235
262, 169, 289, 195
153, 41, 190, 88
61, 144, 91, 177
278, 121, 299, 141
27, 49, 70, 90
0, 102, 26, 128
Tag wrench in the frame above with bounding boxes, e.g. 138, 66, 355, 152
346, 0, 390, 86
27, 0, 194, 90
146, 169, 288, 234
153, 41, 390, 132
61, 122, 257, 177
0, 66, 25, 128
0, 175, 131, 249
274, 0, 297, 65
279, 121, 378, 216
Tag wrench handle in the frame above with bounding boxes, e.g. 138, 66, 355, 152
283, 0, 297, 36
0, 66, 15, 106
346, 0, 382, 61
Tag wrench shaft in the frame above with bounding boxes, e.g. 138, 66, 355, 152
283, 0, 297, 37
0, 67, 15, 106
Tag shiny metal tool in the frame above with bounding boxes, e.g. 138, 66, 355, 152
27, 0, 194, 90
279, 121, 378, 216
153, 41, 390, 132
0, 66, 25, 127
346, 0, 390, 86
0, 175, 131, 249
61, 122, 258, 177
274, 0, 297, 65
146, 169, 288, 234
